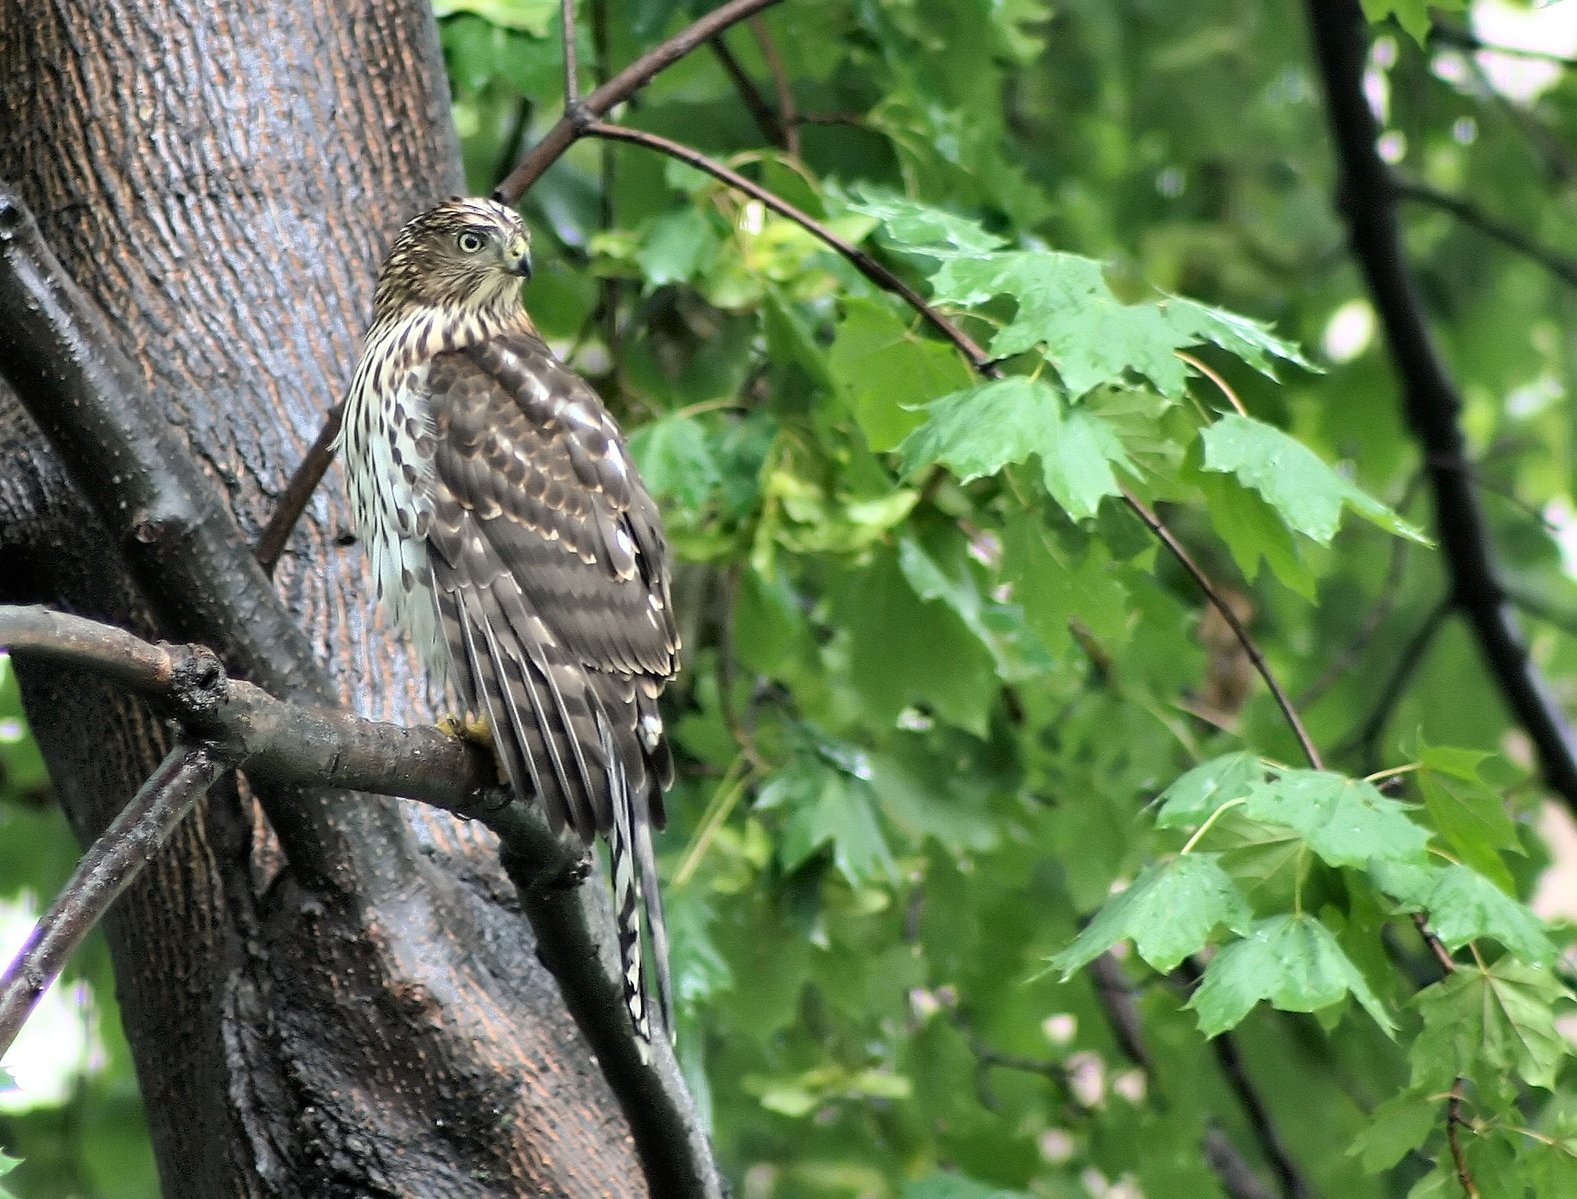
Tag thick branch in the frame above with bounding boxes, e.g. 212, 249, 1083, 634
0, 603, 722, 1196
0, 605, 498, 808
0, 742, 223, 1058
1305, 1, 1577, 810
494, 834, 721, 1196
495, 0, 784, 203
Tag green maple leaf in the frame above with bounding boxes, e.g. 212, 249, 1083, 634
1240, 769, 1430, 868
1188, 912, 1395, 1035
1049, 853, 1254, 977
1154, 753, 1266, 826
1200, 414, 1427, 545
1371, 860, 1555, 965
1412, 958, 1571, 1092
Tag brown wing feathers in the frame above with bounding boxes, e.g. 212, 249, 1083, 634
422, 332, 678, 1042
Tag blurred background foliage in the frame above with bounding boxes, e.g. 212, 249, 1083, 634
7, 0, 1577, 1194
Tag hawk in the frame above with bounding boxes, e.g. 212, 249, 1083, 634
338, 197, 680, 1054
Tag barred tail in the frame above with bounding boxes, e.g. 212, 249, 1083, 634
600, 710, 661, 1060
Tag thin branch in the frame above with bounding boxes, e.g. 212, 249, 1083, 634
1306, 0, 1577, 811
494, 0, 786, 205
1447, 1078, 1481, 1199
750, 14, 799, 157
1123, 489, 1322, 770
561, 0, 580, 108
1092, 951, 1300, 1199
1203, 1128, 1281, 1199
0, 741, 223, 1058
1396, 178, 1577, 290
255, 402, 342, 576
582, 120, 994, 371
709, 34, 785, 147
1342, 596, 1453, 769
583, 113, 1325, 798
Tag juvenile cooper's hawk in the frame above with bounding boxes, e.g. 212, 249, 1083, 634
338, 197, 679, 1053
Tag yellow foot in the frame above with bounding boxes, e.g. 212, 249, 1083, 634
437, 713, 508, 786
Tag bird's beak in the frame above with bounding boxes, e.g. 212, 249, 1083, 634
504, 233, 533, 281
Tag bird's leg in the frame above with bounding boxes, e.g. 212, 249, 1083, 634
437, 713, 514, 808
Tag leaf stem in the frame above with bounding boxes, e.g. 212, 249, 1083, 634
1180, 797, 1248, 855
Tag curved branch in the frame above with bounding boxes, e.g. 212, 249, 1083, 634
582, 120, 994, 370
1306, 1, 1577, 810
494, 0, 785, 204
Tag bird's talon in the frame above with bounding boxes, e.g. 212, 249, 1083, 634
438, 713, 508, 786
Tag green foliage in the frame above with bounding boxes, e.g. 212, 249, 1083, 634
15, 0, 1577, 1194
429, 0, 1577, 1188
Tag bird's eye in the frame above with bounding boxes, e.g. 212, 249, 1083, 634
457, 230, 487, 254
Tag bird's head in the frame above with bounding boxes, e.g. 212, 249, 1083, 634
371, 196, 534, 324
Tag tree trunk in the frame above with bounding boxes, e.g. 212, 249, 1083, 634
0, 1, 643, 1194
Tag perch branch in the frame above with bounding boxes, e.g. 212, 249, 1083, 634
1306, 0, 1577, 811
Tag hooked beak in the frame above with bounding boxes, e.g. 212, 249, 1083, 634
504, 232, 533, 281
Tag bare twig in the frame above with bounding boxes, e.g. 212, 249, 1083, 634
709, 34, 785, 147
561, 0, 580, 108
1123, 489, 1322, 770
1093, 951, 1302, 1199
255, 402, 342, 576
494, 0, 786, 205
0, 741, 223, 1058
1306, 0, 1577, 812
1447, 1078, 1480, 1198
750, 14, 799, 157
1396, 179, 1577, 290
1175, 958, 1312, 1199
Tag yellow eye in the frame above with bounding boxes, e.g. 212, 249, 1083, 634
457, 230, 487, 254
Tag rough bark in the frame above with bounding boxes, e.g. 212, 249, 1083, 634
0, 0, 644, 1194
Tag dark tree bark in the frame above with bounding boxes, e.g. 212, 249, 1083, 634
0, 1, 646, 1194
